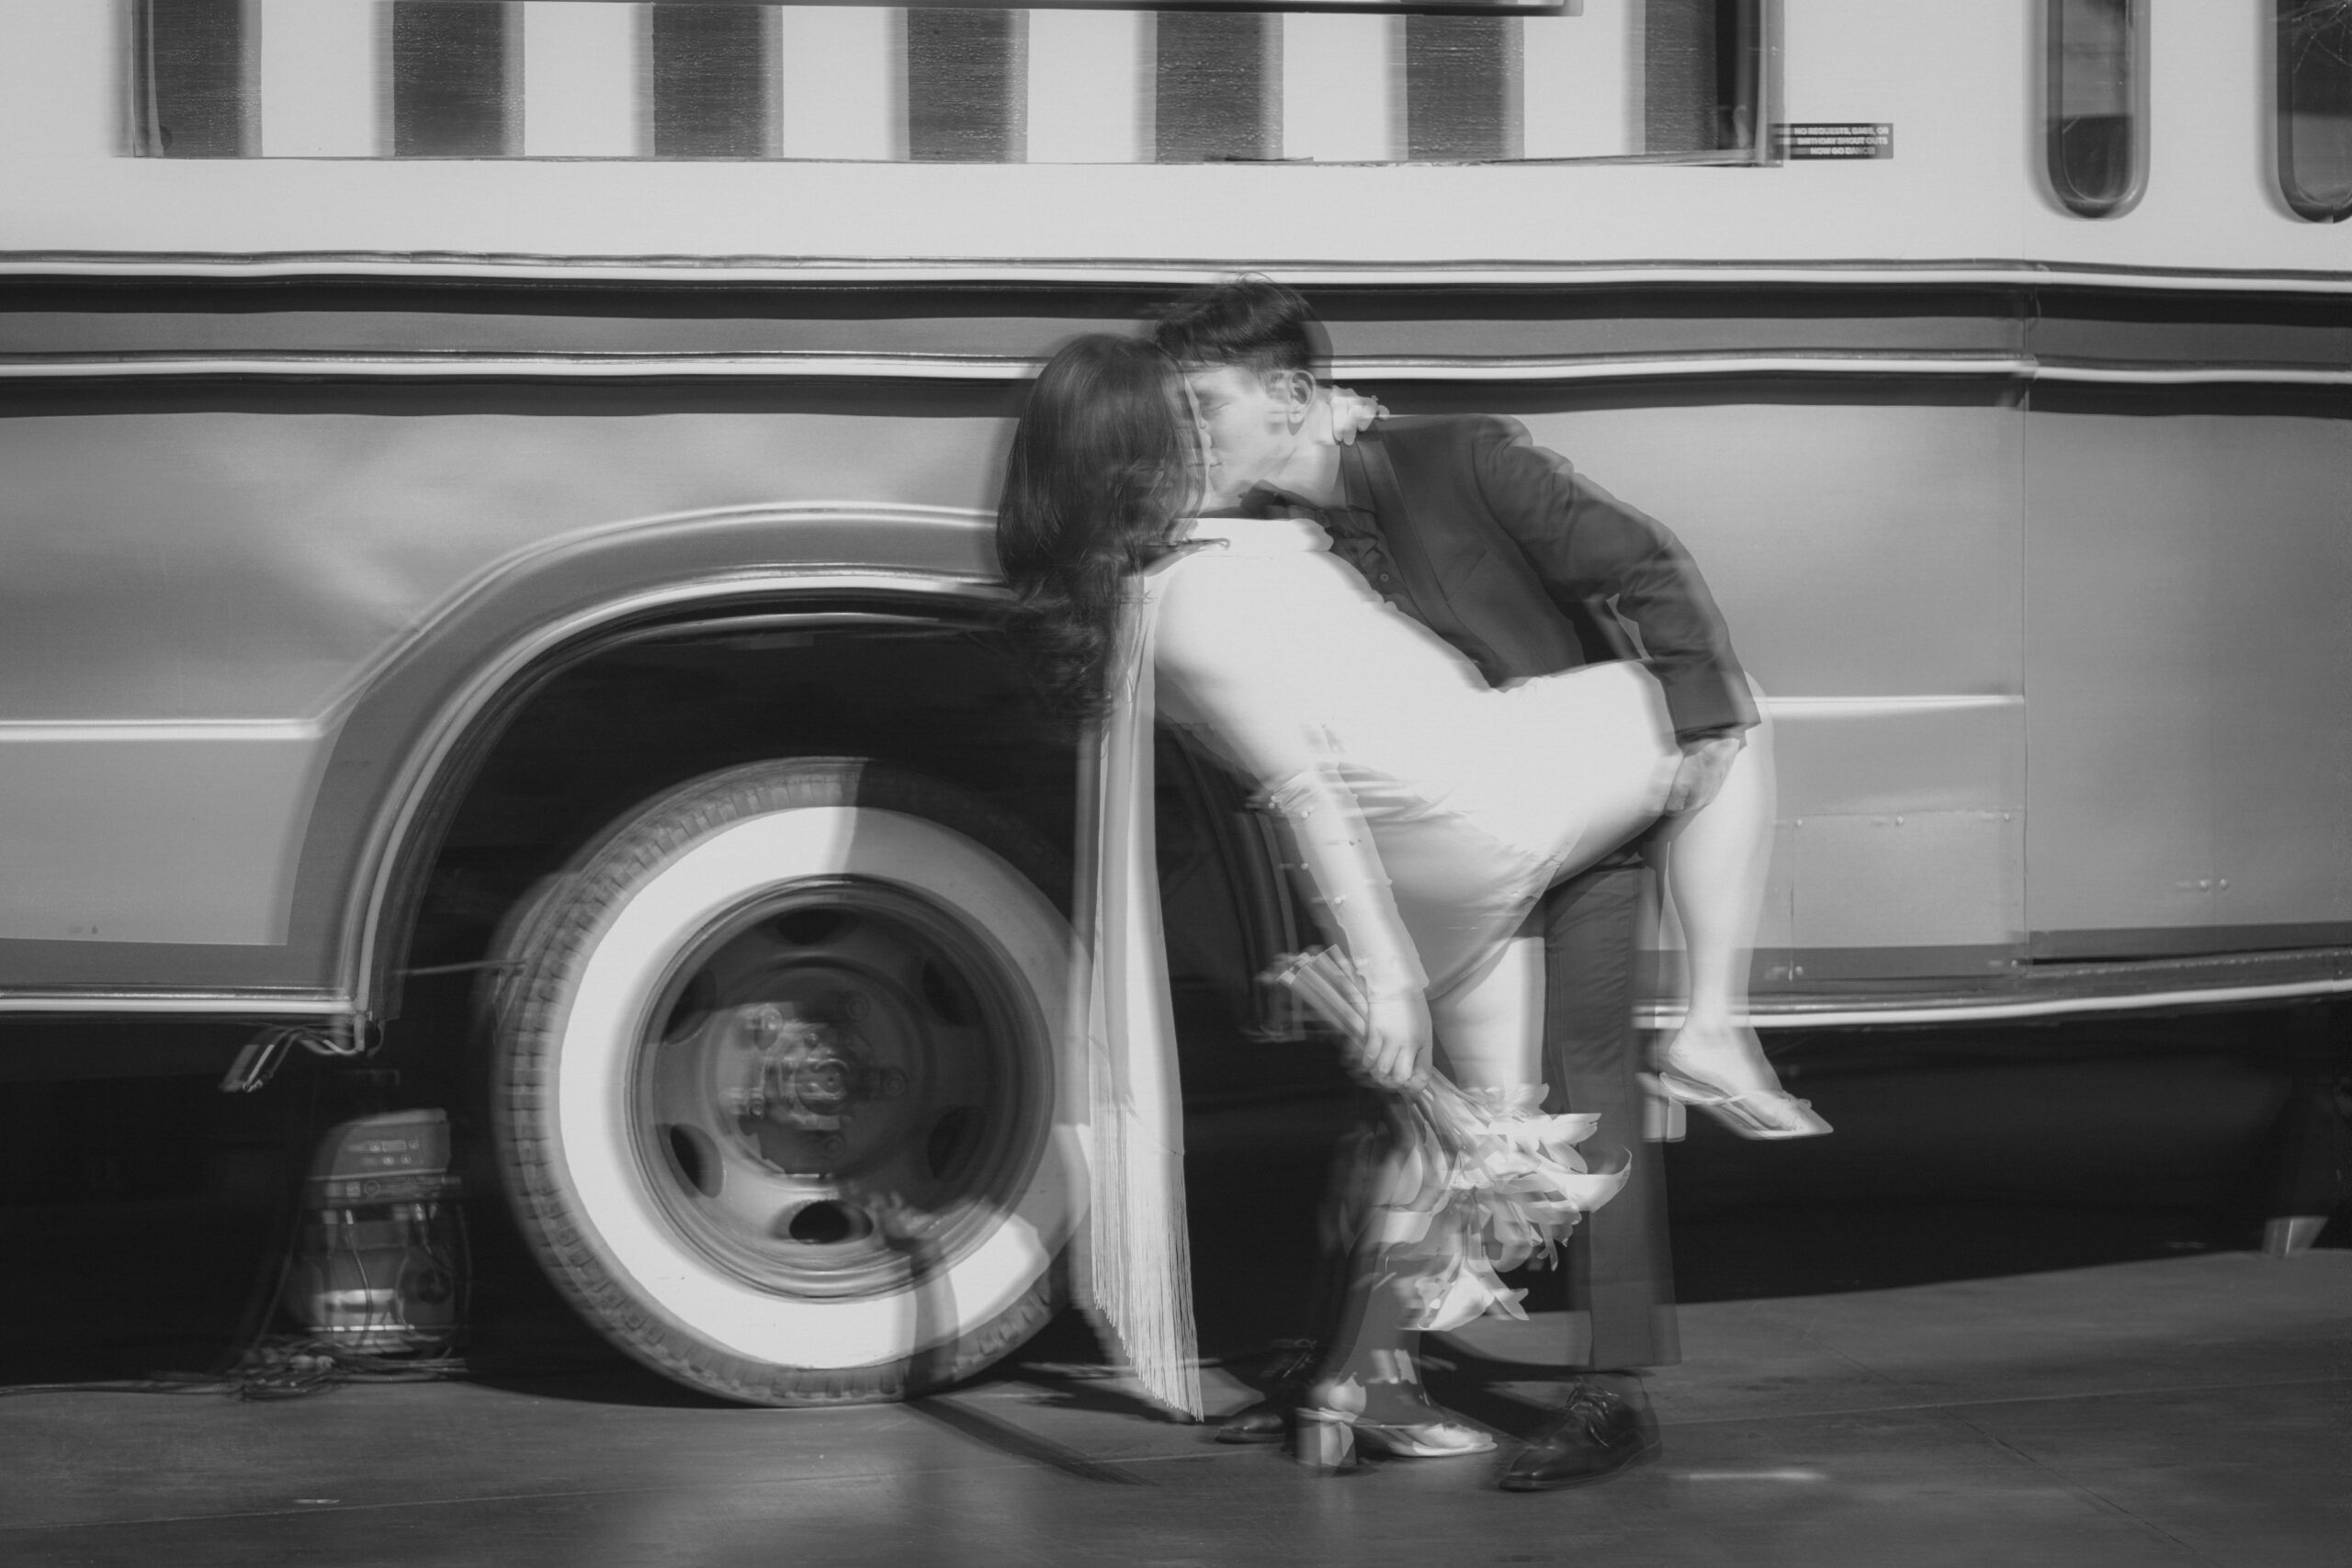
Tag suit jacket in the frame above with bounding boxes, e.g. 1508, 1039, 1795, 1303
1349, 414, 1756, 741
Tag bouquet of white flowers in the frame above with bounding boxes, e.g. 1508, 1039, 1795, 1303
1264, 948, 1631, 1331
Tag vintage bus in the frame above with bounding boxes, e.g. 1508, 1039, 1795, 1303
0, 0, 2346, 1404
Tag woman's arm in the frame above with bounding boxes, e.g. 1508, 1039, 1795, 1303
1152, 561, 1431, 1086
1263, 766, 1431, 1088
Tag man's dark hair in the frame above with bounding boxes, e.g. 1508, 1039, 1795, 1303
1151, 275, 1327, 378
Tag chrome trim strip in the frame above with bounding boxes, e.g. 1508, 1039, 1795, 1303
11, 975, 2336, 1025
0, 719, 325, 743
1763, 694, 2020, 714
1343, 354, 2037, 381
12, 351, 2352, 387
0, 353, 1037, 381
1643, 975, 2352, 1030
5, 254, 2352, 294
597, 610, 953, 650
344, 565, 1002, 1014
0, 992, 351, 1017
2033, 364, 2352, 386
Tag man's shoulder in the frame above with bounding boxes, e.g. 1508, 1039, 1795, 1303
1372, 412, 1524, 447
1368, 413, 1552, 491
1370, 412, 1542, 468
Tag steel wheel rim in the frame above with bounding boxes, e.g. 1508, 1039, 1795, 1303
627, 874, 1042, 1301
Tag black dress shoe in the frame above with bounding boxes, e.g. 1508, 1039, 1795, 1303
1498, 1381, 1662, 1491
1216, 1398, 1292, 1445
1216, 1341, 1319, 1446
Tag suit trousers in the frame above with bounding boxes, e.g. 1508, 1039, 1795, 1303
1306, 856, 1679, 1373
1541, 858, 1679, 1370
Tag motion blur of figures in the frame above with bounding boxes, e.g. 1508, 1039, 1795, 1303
1, 4, 2346, 1562
1128, 278, 1826, 1490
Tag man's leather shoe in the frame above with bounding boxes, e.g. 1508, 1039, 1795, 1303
1498, 1381, 1662, 1491
1216, 1341, 1319, 1446
1216, 1398, 1291, 1445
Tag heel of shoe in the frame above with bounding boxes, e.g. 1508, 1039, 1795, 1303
1294, 1408, 1359, 1474
1638, 1074, 1688, 1143
1651, 1067, 1830, 1141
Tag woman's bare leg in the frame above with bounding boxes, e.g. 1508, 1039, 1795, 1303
1649, 688, 1815, 1120
1429, 933, 1544, 1094
1658, 693, 1774, 1030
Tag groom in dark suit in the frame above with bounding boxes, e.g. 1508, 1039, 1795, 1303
1155, 276, 1757, 1491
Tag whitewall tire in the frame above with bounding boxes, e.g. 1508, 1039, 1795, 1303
489, 760, 1081, 1404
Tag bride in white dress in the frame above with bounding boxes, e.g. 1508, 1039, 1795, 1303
996, 333, 1823, 1466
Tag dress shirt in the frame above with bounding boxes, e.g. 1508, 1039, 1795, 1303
1244, 446, 1426, 621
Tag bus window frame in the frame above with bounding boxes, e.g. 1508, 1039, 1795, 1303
2043, 0, 2148, 220
2276, 0, 2352, 223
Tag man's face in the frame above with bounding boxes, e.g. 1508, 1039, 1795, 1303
1182, 364, 1307, 504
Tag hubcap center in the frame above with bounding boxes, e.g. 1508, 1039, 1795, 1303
729, 1004, 872, 1130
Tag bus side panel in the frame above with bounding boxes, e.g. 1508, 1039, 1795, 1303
0, 404, 1012, 722
0, 731, 327, 947
1518, 398, 2028, 983
0, 398, 1013, 994
1517, 400, 2025, 702
2024, 403, 2352, 958
2206, 421, 2352, 946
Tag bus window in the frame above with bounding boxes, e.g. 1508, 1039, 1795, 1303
1156, 12, 1279, 163
392, 1, 519, 158
1645, 0, 1763, 157
1406, 15, 1521, 161
125, 0, 1770, 167
132, 0, 252, 158
908, 8, 1024, 162
2278, 0, 2352, 221
2045, 0, 2145, 219
651, 4, 779, 159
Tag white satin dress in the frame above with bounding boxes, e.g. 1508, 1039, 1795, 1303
1147, 515, 1681, 1000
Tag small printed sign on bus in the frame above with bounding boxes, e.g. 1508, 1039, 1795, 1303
1772, 123, 1894, 160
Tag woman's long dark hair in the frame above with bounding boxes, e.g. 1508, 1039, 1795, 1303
995, 333, 1194, 725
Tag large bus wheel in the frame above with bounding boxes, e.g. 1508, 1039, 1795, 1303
487, 759, 1081, 1405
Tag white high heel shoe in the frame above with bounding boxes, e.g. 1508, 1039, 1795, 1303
1649, 1025, 1831, 1141
1295, 1378, 1497, 1473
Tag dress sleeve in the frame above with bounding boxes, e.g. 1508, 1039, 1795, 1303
1150, 558, 1430, 998
1466, 416, 1758, 740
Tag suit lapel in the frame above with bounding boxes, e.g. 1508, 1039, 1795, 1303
1351, 431, 1503, 673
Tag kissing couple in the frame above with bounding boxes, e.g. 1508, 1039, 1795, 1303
995, 277, 1827, 1487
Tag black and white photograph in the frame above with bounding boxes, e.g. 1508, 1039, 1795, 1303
1, 2, 2346, 1562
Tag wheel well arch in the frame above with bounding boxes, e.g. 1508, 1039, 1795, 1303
344, 576, 1074, 1027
